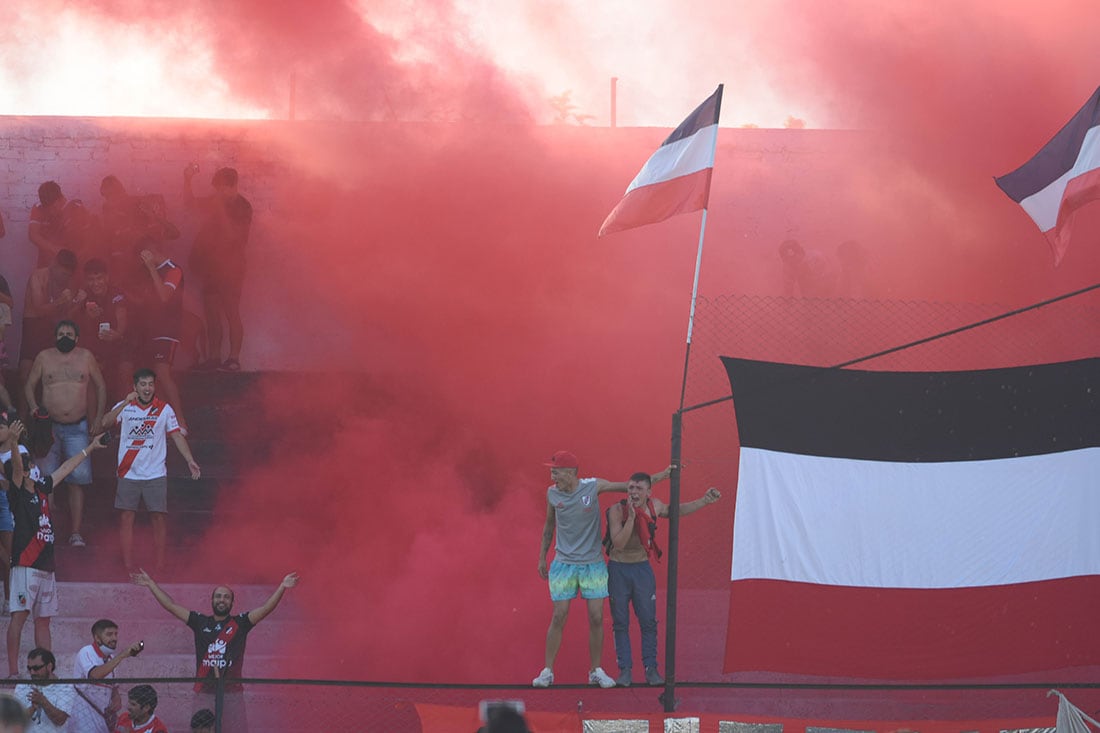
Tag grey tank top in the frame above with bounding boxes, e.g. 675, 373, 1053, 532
548, 478, 603, 564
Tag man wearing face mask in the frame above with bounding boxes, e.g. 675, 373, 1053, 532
18, 250, 81, 416
69, 620, 143, 733
24, 320, 107, 549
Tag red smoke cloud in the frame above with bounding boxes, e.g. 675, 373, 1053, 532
8, 0, 1100, 698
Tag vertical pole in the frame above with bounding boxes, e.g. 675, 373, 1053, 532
677, 85, 723, 410
289, 72, 297, 121
662, 410, 683, 712
610, 77, 618, 128
214, 674, 225, 733
677, 208, 708, 410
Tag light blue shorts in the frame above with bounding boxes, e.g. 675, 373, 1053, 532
0, 490, 12, 532
42, 418, 92, 486
548, 559, 609, 601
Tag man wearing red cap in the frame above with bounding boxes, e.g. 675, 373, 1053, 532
533, 451, 671, 688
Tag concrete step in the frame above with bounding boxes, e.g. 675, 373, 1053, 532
17, 618, 301, 657
11, 650, 292, 679
5, 582, 307, 677
50, 582, 307, 619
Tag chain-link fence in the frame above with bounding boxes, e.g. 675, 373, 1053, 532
662, 289, 1100, 685
10, 676, 1093, 732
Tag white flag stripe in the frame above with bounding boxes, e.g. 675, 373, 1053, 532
624, 123, 718, 194
732, 446, 1100, 589
1020, 125, 1100, 231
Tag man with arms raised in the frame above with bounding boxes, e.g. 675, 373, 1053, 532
2, 420, 107, 678
131, 570, 299, 731
101, 368, 200, 573
606, 474, 721, 686
130, 240, 189, 434
24, 320, 106, 548
69, 619, 143, 733
533, 451, 671, 688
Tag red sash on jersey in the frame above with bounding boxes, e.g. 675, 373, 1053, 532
15, 488, 52, 568
195, 618, 241, 692
117, 400, 163, 478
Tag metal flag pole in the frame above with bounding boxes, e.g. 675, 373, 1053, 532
677, 84, 723, 412
666, 83, 723, 713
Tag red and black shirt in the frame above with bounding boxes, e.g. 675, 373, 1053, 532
148, 260, 184, 341
186, 611, 255, 692
7, 474, 55, 572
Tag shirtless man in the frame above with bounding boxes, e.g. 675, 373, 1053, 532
533, 452, 673, 688
18, 251, 81, 415
24, 320, 106, 548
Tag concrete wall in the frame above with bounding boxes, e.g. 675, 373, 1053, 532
0, 115, 290, 368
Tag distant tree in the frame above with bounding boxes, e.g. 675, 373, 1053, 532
549, 90, 595, 125
739, 123, 760, 129
784, 116, 806, 129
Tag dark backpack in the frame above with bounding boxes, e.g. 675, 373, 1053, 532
602, 498, 659, 557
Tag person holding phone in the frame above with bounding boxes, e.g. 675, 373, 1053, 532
74, 259, 129, 401
69, 619, 143, 733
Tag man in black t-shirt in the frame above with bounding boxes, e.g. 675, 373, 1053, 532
1, 419, 106, 677
184, 165, 252, 372
130, 569, 298, 732
76, 258, 130, 399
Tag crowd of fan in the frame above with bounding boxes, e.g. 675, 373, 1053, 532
0, 168, 266, 732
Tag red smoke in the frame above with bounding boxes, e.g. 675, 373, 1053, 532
7, 0, 1100, 696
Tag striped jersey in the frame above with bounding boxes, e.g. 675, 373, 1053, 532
114, 397, 180, 480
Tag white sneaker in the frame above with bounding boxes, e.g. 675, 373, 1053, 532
68, 533, 86, 547
588, 667, 615, 688
532, 667, 553, 687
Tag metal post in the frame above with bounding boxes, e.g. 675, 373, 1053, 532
214, 674, 225, 733
662, 410, 683, 712
289, 72, 297, 121
610, 77, 618, 128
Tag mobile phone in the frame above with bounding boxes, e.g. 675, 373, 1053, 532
98, 432, 113, 446
98, 322, 110, 334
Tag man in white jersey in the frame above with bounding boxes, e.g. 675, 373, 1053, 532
102, 367, 200, 573
532, 451, 671, 688
70, 619, 143, 733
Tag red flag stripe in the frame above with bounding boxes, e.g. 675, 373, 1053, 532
724, 576, 1100, 678
599, 168, 712, 237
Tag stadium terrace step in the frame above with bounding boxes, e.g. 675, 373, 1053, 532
0, 370, 330, 583
5, 582, 306, 678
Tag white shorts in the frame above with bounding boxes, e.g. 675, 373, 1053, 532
8, 566, 58, 618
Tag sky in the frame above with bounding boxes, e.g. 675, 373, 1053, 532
0, 0, 803, 126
